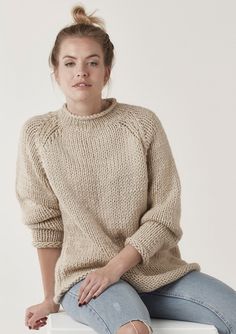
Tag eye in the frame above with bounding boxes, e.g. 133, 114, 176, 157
65, 62, 74, 67
89, 61, 98, 66
64, 61, 98, 67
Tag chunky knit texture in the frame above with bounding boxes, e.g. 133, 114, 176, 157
15, 97, 201, 305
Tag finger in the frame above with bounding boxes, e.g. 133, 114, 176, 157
92, 283, 108, 299
78, 281, 95, 304
32, 319, 47, 330
78, 286, 90, 304
36, 319, 47, 323
36, 317, 48, 321
77, 276, 92, 301
34, 321, 47, 329
78, 282, 100, 304
25, 311, 33, 321
82, 287, 99, 304
77, 276, 91, 300
28, 315, 41, 328
25, 312, 33, 326
29, 321, 46, 329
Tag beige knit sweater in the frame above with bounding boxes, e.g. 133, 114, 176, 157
15, 97, 201, 305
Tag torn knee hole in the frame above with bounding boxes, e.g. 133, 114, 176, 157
129, 320, 153, 334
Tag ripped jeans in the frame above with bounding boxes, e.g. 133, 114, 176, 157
59, 270, 236, 334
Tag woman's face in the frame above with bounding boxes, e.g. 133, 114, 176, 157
54, 37, 110, 103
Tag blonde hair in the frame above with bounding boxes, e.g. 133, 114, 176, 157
48, 3, 115, 86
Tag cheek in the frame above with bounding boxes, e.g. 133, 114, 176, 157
62, 68, 72, 78
61, 72, 74, 86
59, 66, 73, 76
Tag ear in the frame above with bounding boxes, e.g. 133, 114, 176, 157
104, 66, 111, 85
54, 69, 60, 86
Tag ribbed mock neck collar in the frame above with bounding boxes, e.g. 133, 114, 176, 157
57, 97, 118, 126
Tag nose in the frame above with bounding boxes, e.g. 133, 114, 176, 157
75, 63, 88, 77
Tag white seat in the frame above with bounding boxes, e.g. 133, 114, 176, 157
47, 310, 219, 334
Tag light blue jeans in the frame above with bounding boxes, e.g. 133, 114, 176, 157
60, 270, 236, 334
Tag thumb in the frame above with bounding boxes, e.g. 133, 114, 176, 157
25, 311, 33, 326
28, 313, 41, 328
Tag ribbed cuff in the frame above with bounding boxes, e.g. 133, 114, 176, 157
124, 222, 167, 265
124, 238, 153, 265
31, 229, 63, 248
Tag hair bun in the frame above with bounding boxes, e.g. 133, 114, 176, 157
71, 5, 106, 31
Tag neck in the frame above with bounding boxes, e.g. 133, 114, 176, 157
65, 97, 108, 117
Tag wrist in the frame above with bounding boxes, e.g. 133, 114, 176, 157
44, 296, 57, 306
106, 258, 125, 277
44, 295, 54, 301
43, 298, 60, 312
105, 245, 142, 277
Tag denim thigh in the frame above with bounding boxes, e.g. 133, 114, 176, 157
60, 278, 153, 334
139, 270, 236, 334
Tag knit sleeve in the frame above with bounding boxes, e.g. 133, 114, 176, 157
15, 118, 64, 248
124, 111, 183, 265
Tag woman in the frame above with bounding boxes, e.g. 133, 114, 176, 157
15, 4, 236, 334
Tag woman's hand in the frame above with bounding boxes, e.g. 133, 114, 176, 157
77, 264, 121, 305
25, 299, 60, 330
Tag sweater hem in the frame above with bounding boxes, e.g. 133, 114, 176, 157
53, 262, 201, 305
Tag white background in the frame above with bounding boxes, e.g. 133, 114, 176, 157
0, 0, 235, 333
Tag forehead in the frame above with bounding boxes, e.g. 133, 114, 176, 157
59, 37, 103, 59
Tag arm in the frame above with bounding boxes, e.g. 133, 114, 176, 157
124, 111, 183, 266
15, 118, 64, 248
106, 244, 142, 276
37, 248, 62, 301
24, 248, 61, 330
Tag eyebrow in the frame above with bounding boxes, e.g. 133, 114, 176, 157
62, 54, 100, 59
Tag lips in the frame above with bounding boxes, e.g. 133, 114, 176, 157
73, 82, 92, 87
